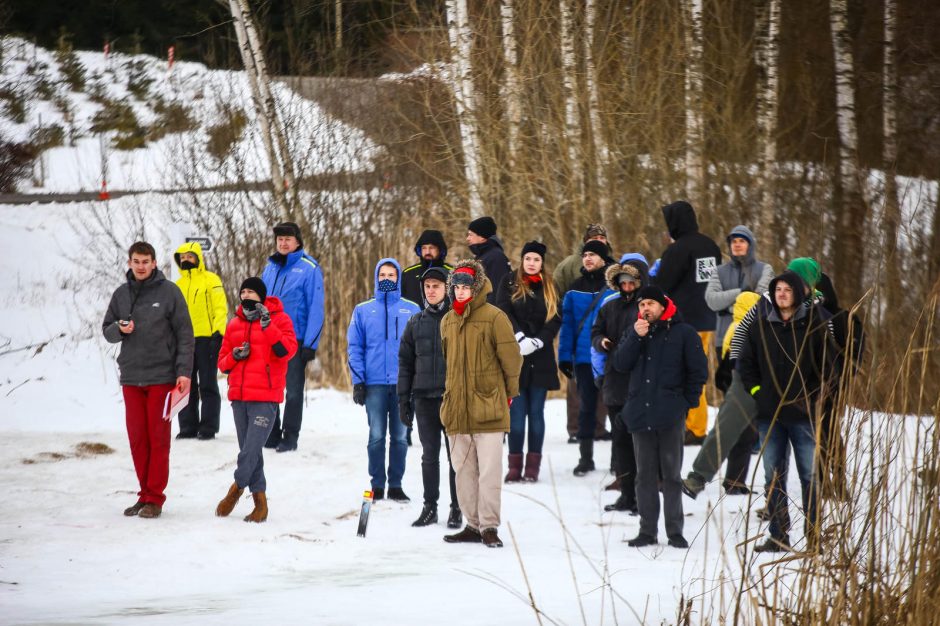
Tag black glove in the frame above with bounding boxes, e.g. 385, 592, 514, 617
353, 383, 367, 405
302, 347, 317, 363
398, 396, 413, 428
559, 361, 574, 379
210, 331, 223, 354
594, 375, 604, 390
258, 304, 271, 329
233, 342, 250, 361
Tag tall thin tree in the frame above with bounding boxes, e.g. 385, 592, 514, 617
584, 0, 611, 224
882, 0, 902, 302
754, 0, 781, 242
559, 0, 583, 206
683, 0, 706, 203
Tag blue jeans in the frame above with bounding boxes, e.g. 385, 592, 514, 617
508, 387, 548, 454
758, 418, 817, 540
365, 384, 407, 489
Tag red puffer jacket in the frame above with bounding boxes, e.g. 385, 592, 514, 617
219, 296, 297, 402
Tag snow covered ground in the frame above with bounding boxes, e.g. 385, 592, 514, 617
0, 198, 779, 625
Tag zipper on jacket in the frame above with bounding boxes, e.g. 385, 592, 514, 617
240, 323, 253, 398
205, 290, 213, 334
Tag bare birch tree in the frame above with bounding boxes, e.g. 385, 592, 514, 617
445, 0, 485, 218
829, 0, 866, 302
584, 0, 611, 224
683, 0, 705, 202
754, 0, 781, 239
559, 0, 583, 205
500, 0, 522, 172
882, 0, 901, 299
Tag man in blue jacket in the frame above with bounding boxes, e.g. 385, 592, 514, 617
613, 285, 708, 549
558, 240, 615, 477
261, 222, 325, 452
348, 258, 421, 502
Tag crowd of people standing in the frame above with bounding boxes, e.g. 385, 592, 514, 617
102, 201, 861, 553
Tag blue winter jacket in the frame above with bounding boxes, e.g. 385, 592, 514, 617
262, 248, 325, 350
347, 258, 421, 386
559, 266, 614, 365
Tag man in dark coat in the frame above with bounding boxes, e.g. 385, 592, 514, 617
653, 200, 721, 443
398, 266, 462, 530
591, 253, 649, 513
103, 241, 195, 519
466, 216, 511, 304
612, 285, 708, 549
401, 230, 453, 306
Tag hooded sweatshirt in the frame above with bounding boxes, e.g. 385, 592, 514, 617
347, 258, 421, 386
174, 241, 229, 338
401, 230, 454, 306
704, 225, 773, 348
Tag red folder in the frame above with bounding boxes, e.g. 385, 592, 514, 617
162, 387, 190, 422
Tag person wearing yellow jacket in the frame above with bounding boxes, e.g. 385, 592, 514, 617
174, 242, 229, 440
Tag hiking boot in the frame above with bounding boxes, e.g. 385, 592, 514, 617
604, 476, 622, 491
138, 503, 162, 519
444, 525, 481, 543
264, 430, 282, 449
446, 505, 463, 529
388, 487, 410, 502
596, 430, 612, 441
755, 506, 771, 521
754, 535, 791, 553
275, 439, 297, 453
573, 439, 595, 476
567, 436, 578, 444
372, 488, 385, 501
123, 501, 146, 517
682, 473, 706, 500
522, 453, 542, 482
175, 432, 197, 440
243, 492, 268, 523
481, 528, 503, 548
722, 480, 753, 495
668, 534, 689, 549
684, 429, 705, 446
504, 453, 523, 483
215, 482, 244, 517
412, 504, 438, 527
604, 494, 638, 514
626, 533, 657, 547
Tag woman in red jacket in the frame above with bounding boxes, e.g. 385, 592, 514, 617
215, 278, 297, 522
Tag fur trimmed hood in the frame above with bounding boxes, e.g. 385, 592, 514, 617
604, 258, 649, 291
447, 258, 490, 299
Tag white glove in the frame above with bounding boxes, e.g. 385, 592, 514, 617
515, 331, 525, 343
518, 337, 543, 356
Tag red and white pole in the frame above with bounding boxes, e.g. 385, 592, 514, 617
167, 45, 175, 71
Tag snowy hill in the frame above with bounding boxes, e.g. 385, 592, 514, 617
0, 37, 377, 193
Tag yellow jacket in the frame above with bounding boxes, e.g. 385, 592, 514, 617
721, 291, 762, 358
174, 242, 228, 337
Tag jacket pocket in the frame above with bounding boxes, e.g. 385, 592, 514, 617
473, 385, 503, 425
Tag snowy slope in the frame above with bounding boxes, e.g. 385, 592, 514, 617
0, 37, 377, 193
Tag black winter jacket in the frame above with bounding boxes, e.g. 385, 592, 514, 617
397, 301, 449, 398
653, 201, 721, 331
495, 273, 561, 391
611, 299, 709, 433
103, 268, 195, 386
737, 273, 839, 423
469, 237, 512, 303
401, 230, 453, 306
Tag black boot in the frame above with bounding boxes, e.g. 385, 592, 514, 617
603, 493, 638, 514
412, 504, 438, 527
446, 505, 463, 529
573, 439, 595, 476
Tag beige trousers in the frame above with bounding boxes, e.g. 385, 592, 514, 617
448, 432, 504, 530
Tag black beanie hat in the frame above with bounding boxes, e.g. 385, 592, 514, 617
637, 285, 668, 308
273, 222, 303, 249
521, 240, 547, 259
240, 277, 268, 302
467, 216, 497, 239
420, 265, 450, 284
581, 239, 608, 258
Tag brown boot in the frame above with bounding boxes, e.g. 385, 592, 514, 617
216, 482, 244, 517
243, 491, 268, 523
443, 525, 481, 543
523, 453, 542, 482
504, 453, 523, 483
604, 476, 622, 491
138, 503, 162, 518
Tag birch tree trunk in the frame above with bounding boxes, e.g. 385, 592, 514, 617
882, 0, 902, 299
584, 0, 611, 224
754, 0, 780, 239
683, 0, 705, 202
446, 0, 485, 219
829, 0, 866, 303
499, 0, 522, 172
559, 0, 583, 206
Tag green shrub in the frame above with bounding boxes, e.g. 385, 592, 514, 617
91, 99, 147, 150
55, 30, 85, 91
0, 141, 36, 192
149, 99, 197, 141
126, 60, 153, 100
29, 124, 65, 151
206, 107, 247, 162
0, 88, 27, 123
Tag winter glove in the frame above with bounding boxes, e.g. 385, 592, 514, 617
233, 342, 250, 361
210, 331, 223, 355
594, 375, 604, 390
518, 337, 543, 356
515, 331, 525, 343
559, 361, 574, 379
398, 396, 414, 428
258, 304, 271, 329
353, 383, 367, 406
302, 347, 317, 363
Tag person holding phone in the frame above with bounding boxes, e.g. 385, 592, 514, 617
103, 241, 194, 519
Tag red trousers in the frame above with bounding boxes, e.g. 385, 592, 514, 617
122, 383, 175, 505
